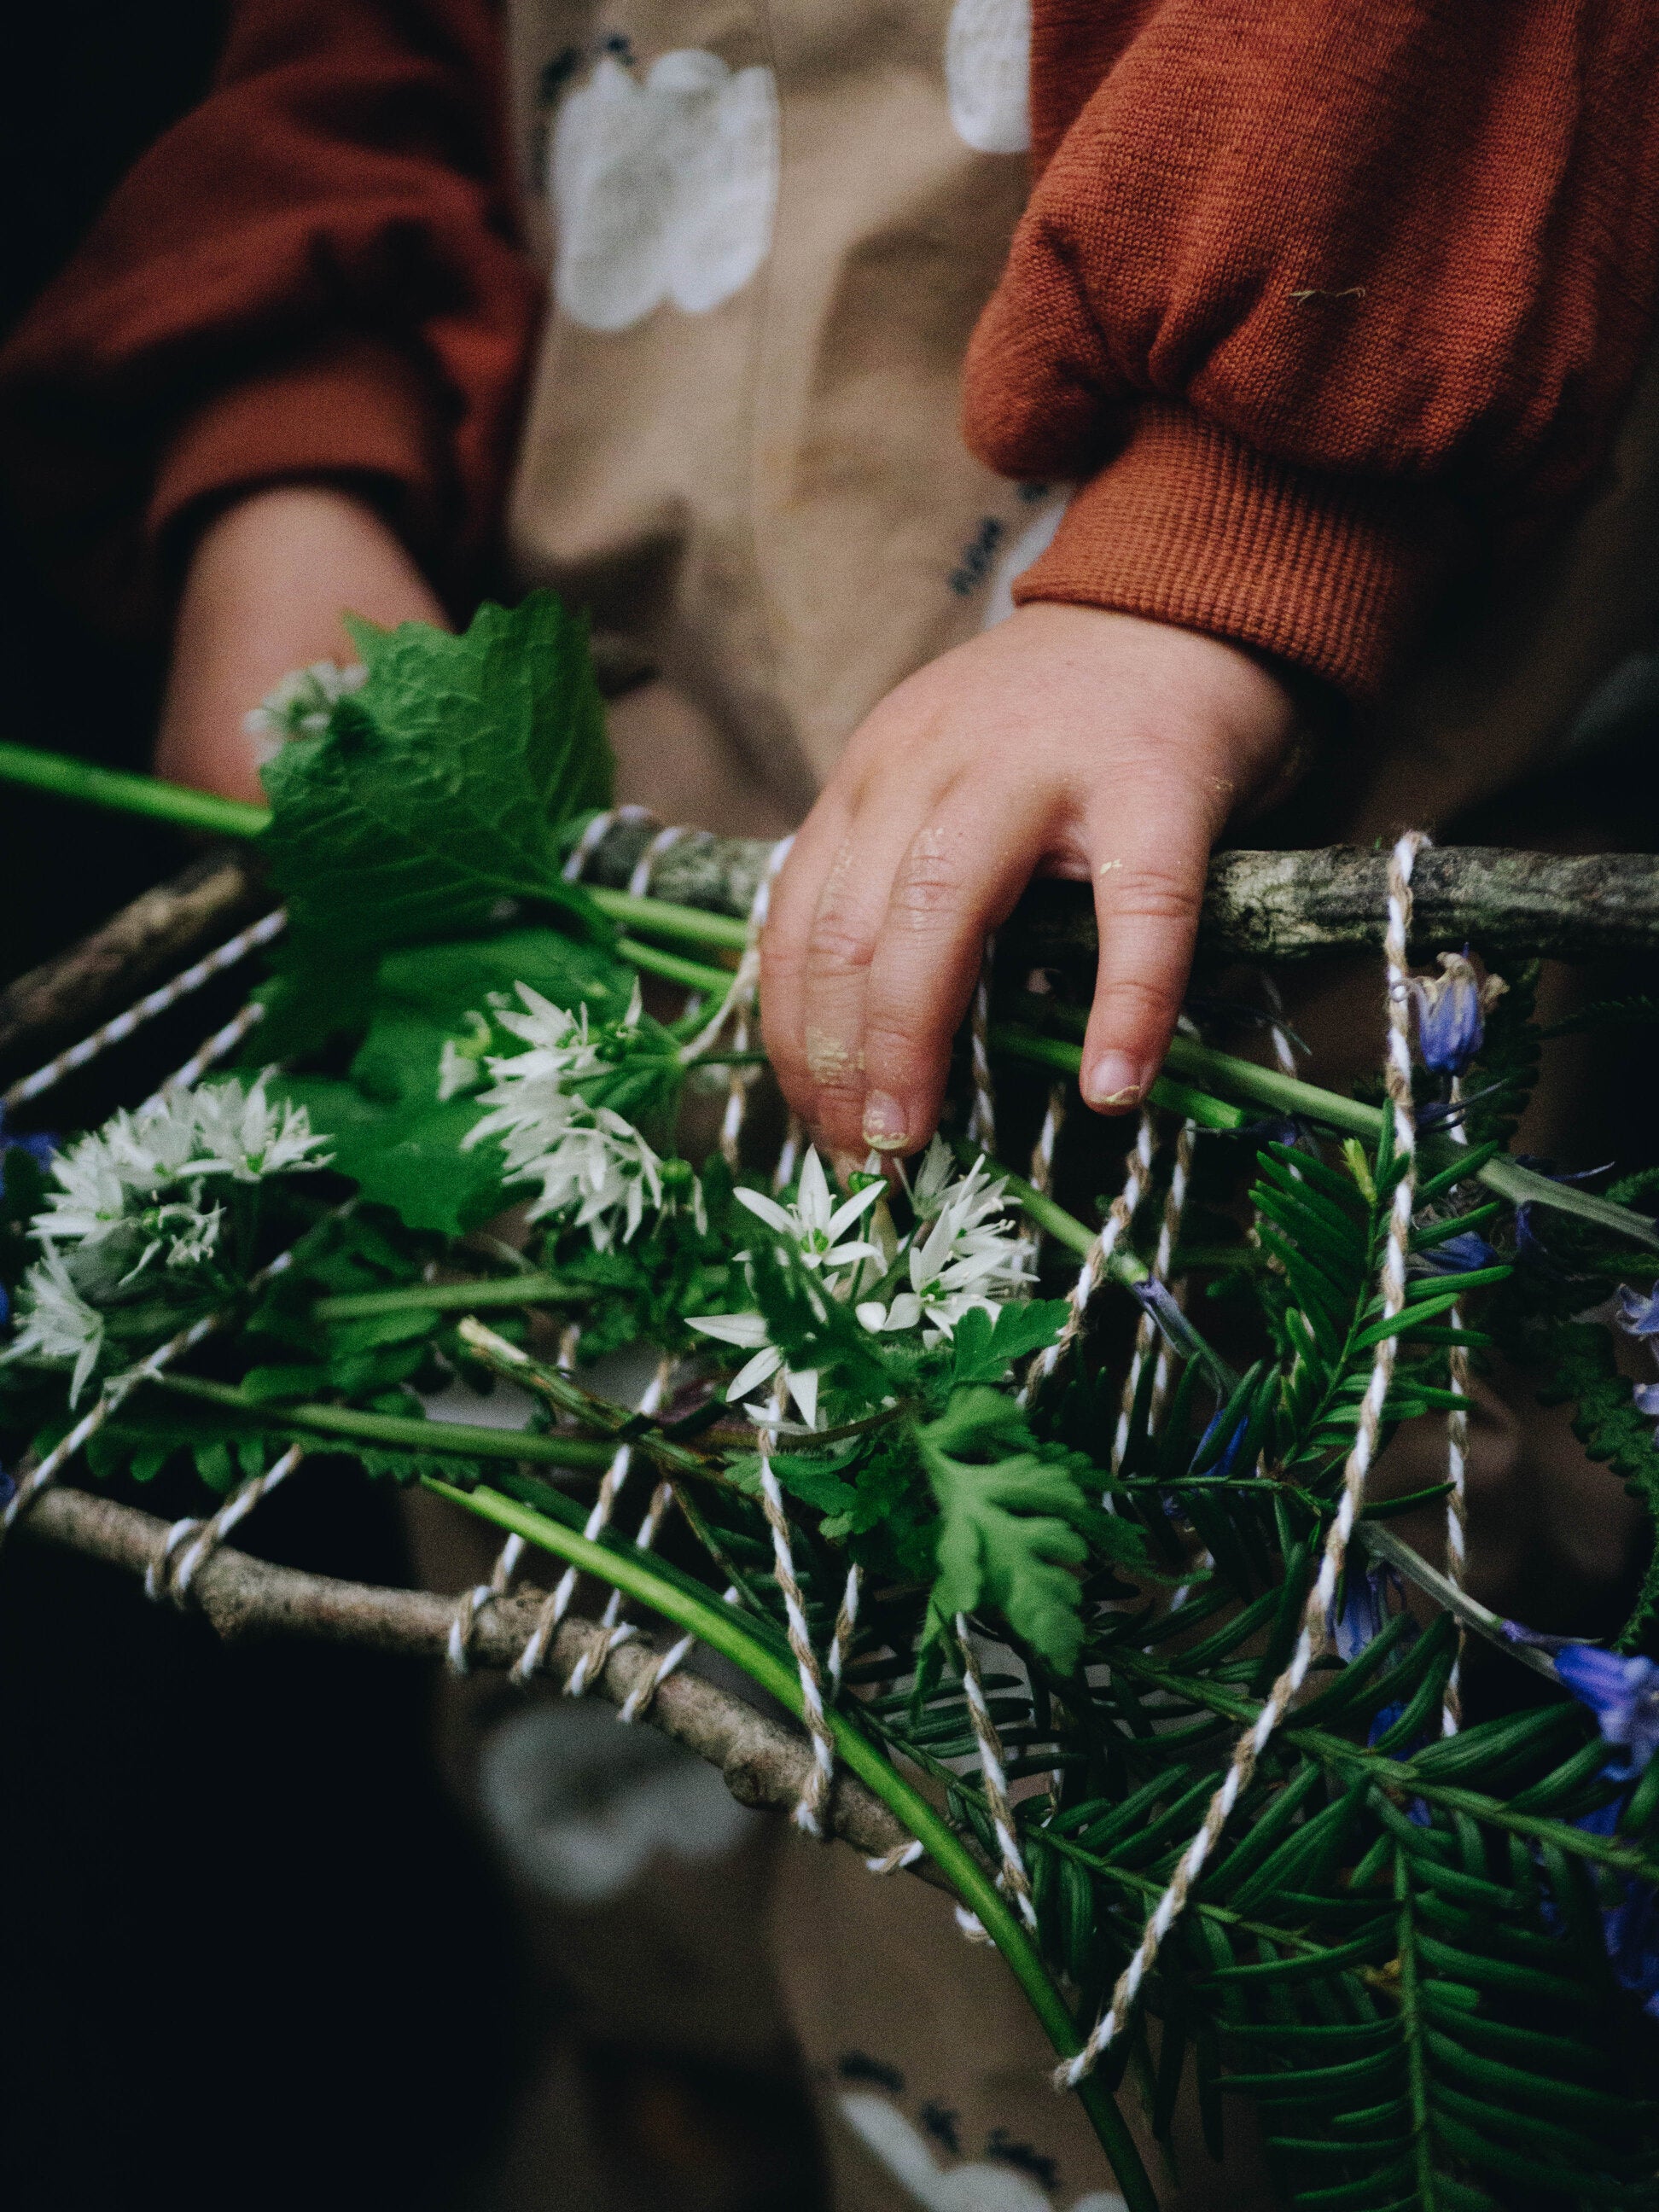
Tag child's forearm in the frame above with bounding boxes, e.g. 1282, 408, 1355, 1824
155, 484, 448, 804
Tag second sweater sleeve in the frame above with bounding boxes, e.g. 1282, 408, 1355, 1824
0, 0, 540, 630
963, 0, 1659, 697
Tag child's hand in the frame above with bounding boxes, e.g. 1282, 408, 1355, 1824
155, 484, 447, 804
761, 603, 1301, 1157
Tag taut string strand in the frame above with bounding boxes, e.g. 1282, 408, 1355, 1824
967, 935, 998, 1155
1022, 1108, 1155, 1407
146, 1443, 306, 1604
757, 1388, 837, 1836
3, 907, 288, 1114
1057, 830, 1427, 2090
1109, 1114, 1196, 1472
954, 1615, 1038, 1931
567, 1356, 677, 1695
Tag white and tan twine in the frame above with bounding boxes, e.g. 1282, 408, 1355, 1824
1056, 830, 1429, 2090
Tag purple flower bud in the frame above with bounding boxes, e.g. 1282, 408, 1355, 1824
1618, 1283, 1659, 1338
1331, 1561, 1388, 1662
1552, 1645, 1659, 1780
1410, 1229, 1499, 1277
1407, 951, 1506, 1075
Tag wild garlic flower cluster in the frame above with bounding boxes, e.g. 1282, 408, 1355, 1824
855, 1144, 1032, 1338
242, 660, 367, 757
690, 1140, 1032, 1429
459, 983, 673, 1250
3, 1076, 328, 1402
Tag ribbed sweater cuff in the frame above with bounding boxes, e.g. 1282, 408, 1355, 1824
148, 332, 450, 575
1011, 402, 1464, 699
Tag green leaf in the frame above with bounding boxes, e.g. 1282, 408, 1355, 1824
917, 1387, 1130, 1672
260, 592, 614, 969
952, 1299, 1071, 1384
269, 927, 639, 1236
279, 1077, 510, 1236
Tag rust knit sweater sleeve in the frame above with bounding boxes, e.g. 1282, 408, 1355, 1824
0, 0, 538, 629
964, 1, 1659, 698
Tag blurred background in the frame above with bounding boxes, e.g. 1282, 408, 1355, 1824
0, 14, 816, 2209
0, 15, 526, 2212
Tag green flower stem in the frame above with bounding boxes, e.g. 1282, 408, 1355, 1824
998, 1011, 1659, 1251
0, 746, 752, 954
987, 1022, 1248, 1135
0, 741, 270, 840
588, 886, 751, 952
426, 1475, 1160, 2212
314, 1273, 588, 1320
156, 1371, 614, 1468
456, 1318, 713, 1479
615, 935, 735, 993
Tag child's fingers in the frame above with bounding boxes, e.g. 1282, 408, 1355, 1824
760, 794, 855, 1117
761, 792, 930, 1145
856, 783, 1050, 1155
1078, 780, 1215, 1115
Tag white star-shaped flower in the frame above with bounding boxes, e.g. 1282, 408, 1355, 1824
856, 1142, 1030, 1342
733, 1148, 884, 1276
3, 1246, 107, 1404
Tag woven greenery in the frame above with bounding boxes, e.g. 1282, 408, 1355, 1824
3, 596, 1657, 2212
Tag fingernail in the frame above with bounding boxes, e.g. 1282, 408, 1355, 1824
862, 1091, 909, 1150
1083, 1052, 1142, 1112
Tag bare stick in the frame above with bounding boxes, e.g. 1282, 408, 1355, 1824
8, 835, 1658, 1089
579, 823, 1659, 967
18, 1480, 928, 1871
0, 852, 268, 1073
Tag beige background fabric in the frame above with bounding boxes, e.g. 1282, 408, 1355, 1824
503, 0, 1045, 831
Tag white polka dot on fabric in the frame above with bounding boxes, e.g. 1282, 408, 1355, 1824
550, 50, 780, 333
982, 492, 1069, 628
946, 0, 1032, 155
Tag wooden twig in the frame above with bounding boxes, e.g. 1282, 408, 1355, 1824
18, 1479, 927, 1872
0, 851, 267, 1073
5, 835, 1657, 1086
580, 822, 1659, 966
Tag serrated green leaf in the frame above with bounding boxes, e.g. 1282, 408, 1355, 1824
951, 1298, 1071, 1384
260, 593, 614, 972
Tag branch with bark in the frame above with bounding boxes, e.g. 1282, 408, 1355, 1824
4, 832, 1656, 1086
18, 1478, 929, 1874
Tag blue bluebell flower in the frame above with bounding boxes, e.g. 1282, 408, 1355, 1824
1408, 950, 1506, 1075
1501, 1620, 1580, 1657
1601, 1872, 1659, 2017
1236, 1115, 1310, 1152
1551, 1644, 1659, 1781
1330, 1559, 1406, 1663
1189, 1406, 1250, 1481
1410, 1228, 1499, 1278
1132, 1278, 1216, 1376
1617, 1283, 1659, 1339
1525, 1642, 1659, 2015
